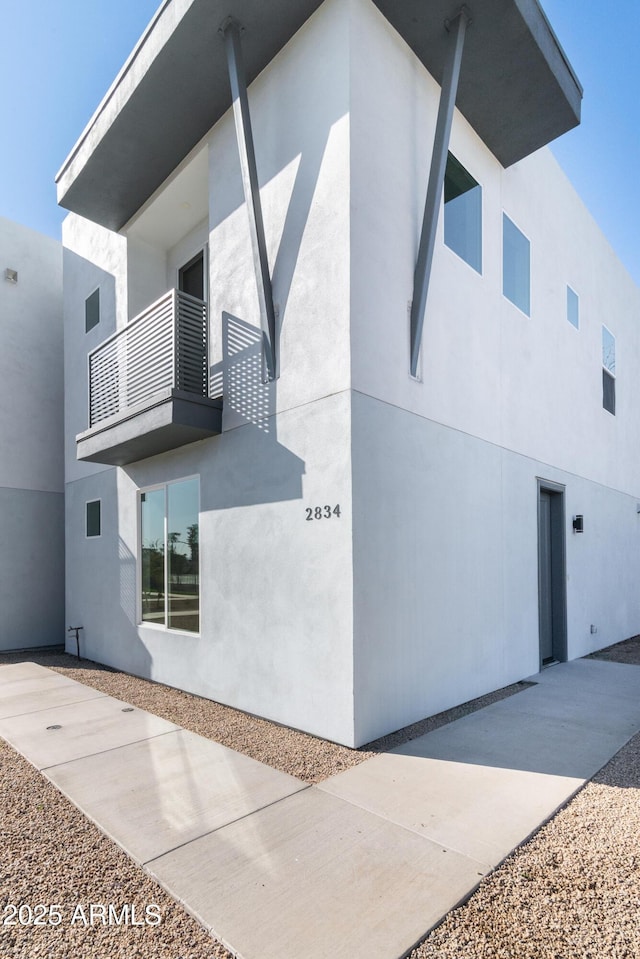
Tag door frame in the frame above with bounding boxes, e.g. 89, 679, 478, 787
536, 478, 568, 668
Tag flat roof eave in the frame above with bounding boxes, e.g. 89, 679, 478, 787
56, 0, 582, 232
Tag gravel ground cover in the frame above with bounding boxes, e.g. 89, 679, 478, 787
0, 640, 639, 958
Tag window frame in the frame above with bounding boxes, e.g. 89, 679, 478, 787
137, 475, 201, 635
502, 212, 531, 317
85, 499, 102, 539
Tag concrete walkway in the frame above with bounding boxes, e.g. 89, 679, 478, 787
1, 658, 639, 959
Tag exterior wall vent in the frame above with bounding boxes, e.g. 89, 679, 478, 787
4, 268, 17, 283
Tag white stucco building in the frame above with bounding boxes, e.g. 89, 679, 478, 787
57, 0, 640, 746
0, 217, 64, 650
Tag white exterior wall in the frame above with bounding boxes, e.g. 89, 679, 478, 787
64, 0, 357, 745
0, 218, 64, 649
348, 0, 640, 744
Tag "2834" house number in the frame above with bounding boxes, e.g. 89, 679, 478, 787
305, 505, 341, 521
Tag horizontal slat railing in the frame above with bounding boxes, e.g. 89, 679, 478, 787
88, 290, 208, 427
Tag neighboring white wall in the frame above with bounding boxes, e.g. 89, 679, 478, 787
0, 217, 64, 648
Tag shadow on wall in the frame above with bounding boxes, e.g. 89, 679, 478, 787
210, 66, 344, 346
208, 312, 305, 510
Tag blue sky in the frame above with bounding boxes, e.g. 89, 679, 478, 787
1, 1, 639, 287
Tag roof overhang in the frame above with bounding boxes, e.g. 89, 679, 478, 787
56, 0, 582, 232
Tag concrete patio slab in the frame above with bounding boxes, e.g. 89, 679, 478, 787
0, 680, 106, 720
147, 786, 489, 959
46, 728, 307, 864
0, 661, 71, 687
527, 657, 640, 697
320, 660, 640, 871
0, 695, 179, 769
0, 661, 107, 719
318, 752, 582, 869
389, 679, 640, 781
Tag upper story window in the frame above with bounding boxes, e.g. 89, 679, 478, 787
566, 286, 579, 329
602, 326, 616, 415
85, 288, 100, 333
444, 154, 482, 274
502, 214, 530, 316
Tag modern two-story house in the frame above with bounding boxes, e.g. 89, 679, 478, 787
57, 0, 640, 747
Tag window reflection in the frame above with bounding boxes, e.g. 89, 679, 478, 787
444, 154, 482, 274
141, 488, 165, 625
168, 479, 199, 633
140, 478, 199, 632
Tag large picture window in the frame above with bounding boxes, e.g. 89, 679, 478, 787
140, 477, 199, 633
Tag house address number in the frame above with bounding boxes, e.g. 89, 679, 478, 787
306, 505, 341, 521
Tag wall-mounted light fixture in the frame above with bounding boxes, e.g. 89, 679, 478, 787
572, 515, 584, 533
4, 268, 17, 283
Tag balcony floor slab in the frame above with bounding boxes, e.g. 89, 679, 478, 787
76, 389, 222, 466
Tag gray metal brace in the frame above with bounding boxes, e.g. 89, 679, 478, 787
410, 8, 470, 378
222, 18, 277, 381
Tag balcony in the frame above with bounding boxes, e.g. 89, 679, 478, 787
76, 289, 222, 466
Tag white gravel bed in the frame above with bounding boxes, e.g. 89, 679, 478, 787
1, 639, 639, 958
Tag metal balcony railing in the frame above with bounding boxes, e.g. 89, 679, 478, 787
88, 290, 208, 428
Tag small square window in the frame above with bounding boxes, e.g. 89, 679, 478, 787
566, 287, 579, 329
503, 214, 530, 316
444, 154, 482, 274
86, 500, 101, 538
85, 288, 100, 333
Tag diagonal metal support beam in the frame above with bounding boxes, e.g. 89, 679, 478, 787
410, 8, 470, 378
222, 18, 277, 381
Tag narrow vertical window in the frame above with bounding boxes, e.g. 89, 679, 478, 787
566, 286, 579, 329
86, 500, 101, 538
140, 479, 199, 633
444, 154, 482, 273
85, 288, 100, 332
602, 326, 616, 415
503, 214, 530, 316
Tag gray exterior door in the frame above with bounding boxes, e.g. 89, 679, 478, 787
537, 484, 567, 667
